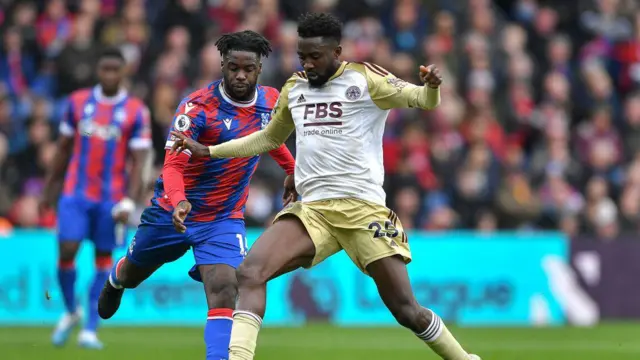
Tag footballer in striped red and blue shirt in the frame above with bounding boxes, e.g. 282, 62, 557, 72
42, 47, 151, 349
98, 31, 296, 360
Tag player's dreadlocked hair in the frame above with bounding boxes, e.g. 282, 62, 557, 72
214, 30, 272, 59
297, 13, 343, 43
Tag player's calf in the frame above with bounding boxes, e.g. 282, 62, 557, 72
98, 257, 158, 319
368, 256, 478, 360
199, 264, 239, 360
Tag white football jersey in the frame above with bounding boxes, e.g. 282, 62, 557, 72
275, 62, 441, 205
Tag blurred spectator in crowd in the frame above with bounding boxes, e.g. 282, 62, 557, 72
1, 0, 640, 241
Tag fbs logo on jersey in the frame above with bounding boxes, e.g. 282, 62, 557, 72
175, 114, 191, 132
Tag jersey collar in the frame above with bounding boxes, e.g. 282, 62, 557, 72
328, 61, 347, 82
93, 85, 128, 105
219, 82, 258, 108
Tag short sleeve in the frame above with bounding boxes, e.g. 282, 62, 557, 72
129, 105, 152, 150
164, 99, 207, 157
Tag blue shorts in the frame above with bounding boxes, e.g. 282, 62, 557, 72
126, 205, 247, 282
57, 195, 124, 252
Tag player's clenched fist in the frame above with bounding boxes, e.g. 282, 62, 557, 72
172, 200, 192, 233
170, 131, 210, 158
419, 65, 442, 89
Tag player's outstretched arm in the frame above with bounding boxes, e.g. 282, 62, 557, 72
172, 78, 297, 159
363, 62, 443, 111
170, 113, 294, 159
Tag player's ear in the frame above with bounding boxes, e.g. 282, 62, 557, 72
258, 62, 262, 75
334, 45, 342, 59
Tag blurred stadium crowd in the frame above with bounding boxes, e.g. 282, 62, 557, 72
0, 0, 640, 237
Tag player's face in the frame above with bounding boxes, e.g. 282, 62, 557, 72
222, 51, 261, 101
297, 37, 342, 87
97, 57, 125, 94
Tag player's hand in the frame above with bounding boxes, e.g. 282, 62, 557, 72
112, 197, 135, 224
172, 200, 192, 233
38, 196, 52, 215
169, 131, 210, 158
113, 211, 130, 223
282, 174, 297, 206
419, 65, 442, 89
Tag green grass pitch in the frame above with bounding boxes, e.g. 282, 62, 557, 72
3, 323, 640, 359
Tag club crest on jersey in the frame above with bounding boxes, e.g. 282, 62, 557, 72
261, 113, 270, 129
345, 86, 362, 100
174, 114, 191, 132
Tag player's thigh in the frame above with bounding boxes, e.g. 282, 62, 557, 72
238, 214, 318, 285
188, 220, 248, 282
338, 200, 411, 273
126, 207, 190, 270
57, 196, 89, 252
198, 264, 238, 309
271, 202, 342, 271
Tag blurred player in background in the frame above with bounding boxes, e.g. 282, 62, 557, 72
171, 13, 481, 360
41, 47, 151, 349
98, 31, 296, 360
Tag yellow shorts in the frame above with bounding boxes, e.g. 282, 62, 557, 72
274, 198, 412, 273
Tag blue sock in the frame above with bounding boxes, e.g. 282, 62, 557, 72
85, 256, 112, 332
205, 308, 233, 360
57, 260, 77, 314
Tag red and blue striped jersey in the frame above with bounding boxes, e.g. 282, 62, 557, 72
59, 86, 152, 203
154, 80, 287, 222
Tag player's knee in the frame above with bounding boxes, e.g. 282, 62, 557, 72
388, 300, 424, 331
205, 278, 237, 309
58, 242, 79, 262
236, 261, 267, 287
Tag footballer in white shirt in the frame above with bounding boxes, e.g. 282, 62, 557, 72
171, 12, 480, 360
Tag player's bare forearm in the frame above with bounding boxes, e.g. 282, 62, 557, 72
127, 149, 150, 202
42, 136, 73, 206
